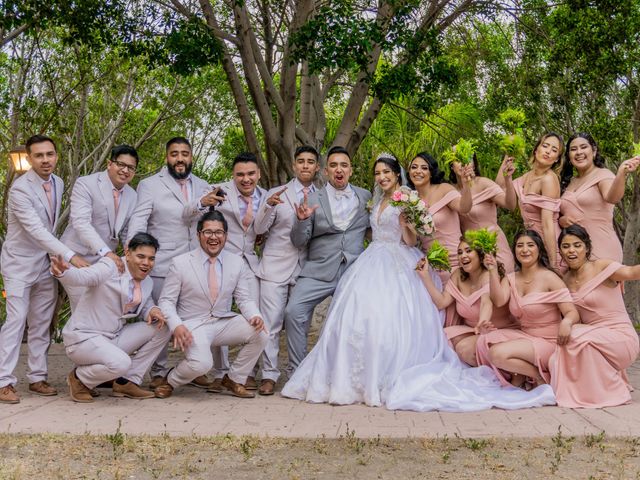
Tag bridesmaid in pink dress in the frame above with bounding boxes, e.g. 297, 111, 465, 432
551, 225, 640, 407
496, 133, 565, 270
559, 133, 640, 261
407, 152, 473, 284
476, 230, 579, 388
418, 237, 516, 366
451, 157, 516, 272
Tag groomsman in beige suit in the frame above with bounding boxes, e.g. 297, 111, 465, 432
154, 210, 268, 399
61, 145, 139, 310
207, 152, 267, 390
252, 146, 320, 395
52, 233, 170, 403
0, 135, 89, 404
127, 137, 219, 386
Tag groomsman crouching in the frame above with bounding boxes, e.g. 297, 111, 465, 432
154, 210, 268, 399
52, 233, 170, 403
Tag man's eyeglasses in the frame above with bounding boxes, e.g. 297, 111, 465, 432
111, 160, 137, 173
200, 229, 226, 238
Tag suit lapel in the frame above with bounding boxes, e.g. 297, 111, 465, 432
98, 171, 117, 236
345, 187, 365, 229
119, 274, 130, 313
283, 180, 298, 210
53, 174, 63, 230
225, 181, 245, 227
189, 250, 214, 306
114, 185, 132, 235
159, 167, 186, 204
317, 188, 336, 228
27, 170, 54, 228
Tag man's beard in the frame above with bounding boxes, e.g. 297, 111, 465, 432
167, 161, 193, 180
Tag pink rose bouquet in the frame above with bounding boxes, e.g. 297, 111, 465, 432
390, 186, 435, 237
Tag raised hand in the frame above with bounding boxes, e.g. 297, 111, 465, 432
294, 189, 319, 220
619, 156, 640, 175
267, 186, 288, 207
201, 187, 227, 208
482, 252, 497, 271
50, 255, 70, 277
462, 164, 475, 184
502, 156, 516, 179
172, 325, 193, 351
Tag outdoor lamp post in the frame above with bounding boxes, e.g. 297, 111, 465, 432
9, 145, 30, 174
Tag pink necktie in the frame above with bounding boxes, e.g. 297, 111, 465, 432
42, 181, 55, 225
124, 280, 142, 314
302, 186, 310, 196
208, 258, 219, 303
177, 179, 189, 202
113, 189, 120, 219
241, 196, 253, 230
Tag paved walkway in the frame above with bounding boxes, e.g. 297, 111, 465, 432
2, 344, 640, 438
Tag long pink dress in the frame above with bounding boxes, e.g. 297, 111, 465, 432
421, 189, 462, 284
560, 168, 622, 262
550, 262, 639, 408
513, 176, 562, 269
459, 182, 515, 272
476, 274, 572, 386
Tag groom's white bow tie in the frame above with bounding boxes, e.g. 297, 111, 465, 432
335, 188, 353, 199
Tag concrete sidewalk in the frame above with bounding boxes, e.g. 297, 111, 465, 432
1, 344, 639, 439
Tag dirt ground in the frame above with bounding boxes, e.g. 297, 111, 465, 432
1, 430, 640, 479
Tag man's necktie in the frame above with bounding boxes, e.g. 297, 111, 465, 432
209, 257, 219, 303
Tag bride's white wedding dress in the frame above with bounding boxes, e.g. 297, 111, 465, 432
281, 202, 555, 411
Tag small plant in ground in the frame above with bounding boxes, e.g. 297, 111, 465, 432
106, 420, 125, 459
584, 431, 606, 450
342, 423, 365, 454
550, 426, 575, 474
239, 436, 256, 460
463, 438, 489, 451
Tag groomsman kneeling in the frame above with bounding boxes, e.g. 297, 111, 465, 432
154, 210, 268, 399
52, 233, 170, 403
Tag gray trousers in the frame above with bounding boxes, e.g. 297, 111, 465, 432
66, 322, 171, 389
283, 262, 348, 373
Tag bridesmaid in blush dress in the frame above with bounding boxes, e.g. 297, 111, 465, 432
496, 133, 565, 270
407, 152, 473, 284
551, 224, 640, 408
476, 230, 579, 388
419, 236, 516, 367
451, 156, 516, 272
559, 133, 640, 262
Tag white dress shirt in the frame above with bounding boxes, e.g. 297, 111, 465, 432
325, 183, 358, 230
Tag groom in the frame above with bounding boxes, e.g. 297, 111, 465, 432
283, 146, 371, 372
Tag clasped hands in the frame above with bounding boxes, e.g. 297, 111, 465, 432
171, 315, 268, 352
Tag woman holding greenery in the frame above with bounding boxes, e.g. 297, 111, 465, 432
559, 133, 640, 262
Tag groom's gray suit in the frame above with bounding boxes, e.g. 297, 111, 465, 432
283, 184, 371, 371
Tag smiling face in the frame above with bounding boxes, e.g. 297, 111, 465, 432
198, 219, 227, 258
125, 245, 156, 282
408, 156, 431, 187
324, 153, 352, 190
374, 160, 399, 193
107, 153, 137, 190
457, 241, 481, 273
166, 141, 193, 179
533, 135, 562, 168
27, 140, 58, 180
233, 161, 261, 196
568, 137, 596, 173
559, 234, 589, 270
514, 235, 540, 268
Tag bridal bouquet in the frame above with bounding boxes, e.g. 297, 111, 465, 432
390, 186, 435, 236
424, 240, 451, 272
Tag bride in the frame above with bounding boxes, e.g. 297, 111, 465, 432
282, 154, 556, 411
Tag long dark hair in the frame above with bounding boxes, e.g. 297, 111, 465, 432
458, 236, 505, 281
512, 230, 554, 272
406, 152, 445, 189
529, 132, 565, 173
449, 153, 481, 184
558, 224, 593, 261
560, 133, 606, 193
373, 155, 403, 186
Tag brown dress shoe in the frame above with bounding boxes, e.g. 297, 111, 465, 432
112, 381, 155, 399
189, 375, 212, 389
244, 376, 258, 391
0, 385, 20, 404
67, 370, 94, 403
221, 375, 255, 398
148, 376, 165, 390
207, 378, 223, 393
29, 381, 58, 396
258, 379, 276, 396
89, 388, 101, 398
154, 381, 173, 399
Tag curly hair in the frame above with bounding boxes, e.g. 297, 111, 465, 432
458, 237, 505, 281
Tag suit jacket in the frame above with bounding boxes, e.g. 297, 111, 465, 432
213, 180, 267, 274
61, 170, 137, 263
126, 166, 210, 277
60, 257, 155, 347
290, 185, 371, 282
1, 168, 71, 289
159, 248, 261, 332
254, 179, 307, 283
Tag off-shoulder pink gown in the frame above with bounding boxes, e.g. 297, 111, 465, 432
476, 274, 572, 386
550, 262, 639, 408
560, 168, 622, 262
513, 176, 562, 269
459, 182, 515, 272
421, 189, 462, 284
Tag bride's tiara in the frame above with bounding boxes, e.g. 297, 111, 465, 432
376, 152, 397, 161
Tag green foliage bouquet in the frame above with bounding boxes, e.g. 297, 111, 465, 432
442, 138, 476, 166
633, 142, 640, 157
497, 108, 527, 166
463, 228, 498, 255
423, 240, 451, 272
